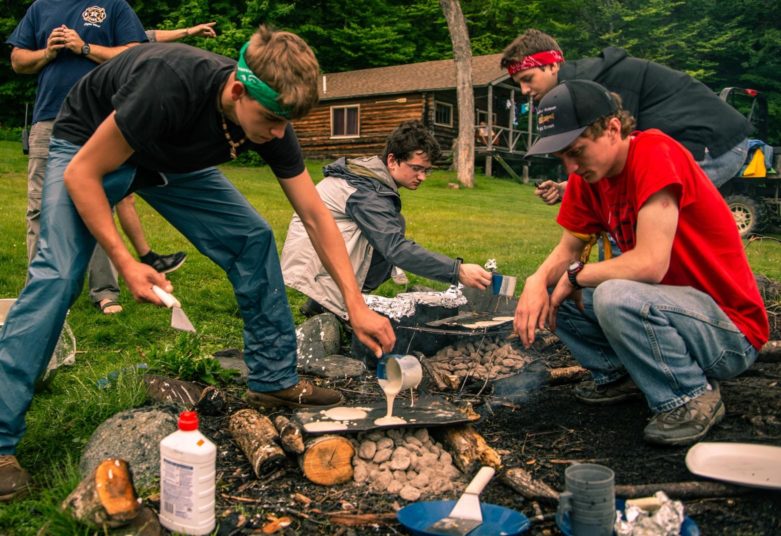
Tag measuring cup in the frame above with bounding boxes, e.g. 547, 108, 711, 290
377, 354, 423, 391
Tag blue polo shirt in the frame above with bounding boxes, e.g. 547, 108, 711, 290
6, 0, 147, 124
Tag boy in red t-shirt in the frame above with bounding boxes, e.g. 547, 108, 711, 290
515, 80, 768, 446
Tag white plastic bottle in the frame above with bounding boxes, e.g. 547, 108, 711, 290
159, 411, 216, 535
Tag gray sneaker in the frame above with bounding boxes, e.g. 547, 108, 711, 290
0, 455, 31, 502
574, 376, 643, 405
643, 382, 725, 446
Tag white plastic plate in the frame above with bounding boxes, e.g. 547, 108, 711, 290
686, 442, 781, 489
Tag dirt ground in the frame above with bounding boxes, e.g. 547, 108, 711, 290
189, 332, 781, 536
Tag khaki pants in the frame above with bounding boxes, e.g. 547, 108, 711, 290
26, 121, 119, 303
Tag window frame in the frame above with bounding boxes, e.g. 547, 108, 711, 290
330, 105, 361, 138
434, 101, 454, 127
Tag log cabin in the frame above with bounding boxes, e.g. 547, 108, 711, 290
292, 53, 538, 176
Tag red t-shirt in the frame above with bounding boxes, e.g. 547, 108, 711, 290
557, 129, 768, 350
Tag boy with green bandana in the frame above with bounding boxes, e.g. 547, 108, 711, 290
0, 26, 395, 500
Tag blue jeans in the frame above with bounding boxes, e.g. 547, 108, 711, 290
556, 280, 757, 413
697, 138, 749, 188
0, 138, 298, 454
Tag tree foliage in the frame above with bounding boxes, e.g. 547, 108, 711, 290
2, 0, 779, 142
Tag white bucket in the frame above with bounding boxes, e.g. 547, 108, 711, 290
0, 298, 76, 385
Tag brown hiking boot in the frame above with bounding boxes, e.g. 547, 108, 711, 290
246, 380, 345, 409
644, 382, 725, 446
573, 376, 643, 405
0, 455, 31, 502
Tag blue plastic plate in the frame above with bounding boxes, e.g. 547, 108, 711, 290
397, 500, 530, 536
557, 498, 700, 536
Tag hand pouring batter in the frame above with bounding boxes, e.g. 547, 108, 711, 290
375, 354, 422, 426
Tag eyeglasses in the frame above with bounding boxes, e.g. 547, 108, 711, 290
402, 162, 434, 176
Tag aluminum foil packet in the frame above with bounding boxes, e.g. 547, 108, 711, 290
614, 491, 685, 535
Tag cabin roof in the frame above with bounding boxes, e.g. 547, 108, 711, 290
318, 53, 508, 101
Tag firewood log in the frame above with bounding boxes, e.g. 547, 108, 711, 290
61, 458, 141, 528
196, 385, 229, 416
273, 415, 305, 454
501, 467, 560, 503
299, 435, 354, 486
615, 481, 751, 499
434, 425, 502, 474
228, 409, 287, 478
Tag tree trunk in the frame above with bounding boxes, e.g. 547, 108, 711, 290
228, 409, 287, 478
61, 458, 141, 528
439, 0, 475, 188
300, 435, 355, 486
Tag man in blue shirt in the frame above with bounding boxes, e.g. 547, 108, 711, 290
7, 0, 185, 315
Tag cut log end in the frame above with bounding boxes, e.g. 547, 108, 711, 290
300, 435, 355, 486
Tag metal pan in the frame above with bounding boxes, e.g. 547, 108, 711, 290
397, 500, 530, 536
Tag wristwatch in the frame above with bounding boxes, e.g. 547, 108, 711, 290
81, 43, 91, 56
567, 261, 585, 289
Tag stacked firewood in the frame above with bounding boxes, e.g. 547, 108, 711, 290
425, 337, 533, 390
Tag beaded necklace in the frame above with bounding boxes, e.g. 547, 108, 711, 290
220, 111, 246, 160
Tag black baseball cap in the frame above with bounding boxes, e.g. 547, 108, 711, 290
526, 80, 618, 156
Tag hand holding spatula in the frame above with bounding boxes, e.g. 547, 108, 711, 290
152, 285, 196, 333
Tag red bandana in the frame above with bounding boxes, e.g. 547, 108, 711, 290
506, 50, 565, 75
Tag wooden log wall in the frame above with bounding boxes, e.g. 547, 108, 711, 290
293, 93, 425, 160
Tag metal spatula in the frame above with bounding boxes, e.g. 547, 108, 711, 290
152, 285, 196, 333
426, 466, 495, 536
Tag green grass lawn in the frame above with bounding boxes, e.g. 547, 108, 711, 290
0, 139, 779, 533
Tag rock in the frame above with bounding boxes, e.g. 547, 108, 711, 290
296, 313, 342, 365
214, 355, 248, 384
108, 506, 162, 536
143, 375, 203, 408
372, 470, 393, 491
299, 354, 366, 379
80, 407, 178, 491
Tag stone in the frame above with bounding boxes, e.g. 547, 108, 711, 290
214, 355, 248, 384
296, 313, 342, 365
299, 354, 366, 379
353, 463, 368, 484
80, 406, 178, 491
372, 470, 393, 491
389, 448, 411, 471
387, 480, 404, 495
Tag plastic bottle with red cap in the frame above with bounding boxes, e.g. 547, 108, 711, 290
159, 411, 216, 535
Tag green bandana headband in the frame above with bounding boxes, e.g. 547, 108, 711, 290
236, 42, 292, 119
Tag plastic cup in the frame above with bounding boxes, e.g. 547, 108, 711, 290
556, 463, 615, 536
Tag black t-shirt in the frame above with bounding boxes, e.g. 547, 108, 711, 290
52, 43, 305, 177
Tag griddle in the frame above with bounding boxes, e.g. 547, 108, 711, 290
293, 395, 474, 435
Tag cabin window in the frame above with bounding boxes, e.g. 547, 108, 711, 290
434, 101, 453, 127
331, 105, 360, 137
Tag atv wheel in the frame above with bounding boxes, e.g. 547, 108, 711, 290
725, 194, 768, 238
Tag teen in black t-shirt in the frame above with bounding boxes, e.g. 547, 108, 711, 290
0, 27, 395, 478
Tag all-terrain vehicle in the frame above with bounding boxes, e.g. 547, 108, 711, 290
717, 87, 781, 237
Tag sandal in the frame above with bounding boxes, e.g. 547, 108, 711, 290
97, 299, 123, 315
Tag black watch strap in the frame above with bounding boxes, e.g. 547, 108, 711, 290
567, 261, 584, 289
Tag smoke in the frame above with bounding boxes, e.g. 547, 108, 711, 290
488, 360, 549, 407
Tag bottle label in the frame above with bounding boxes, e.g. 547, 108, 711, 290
161, 458, 195, 520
